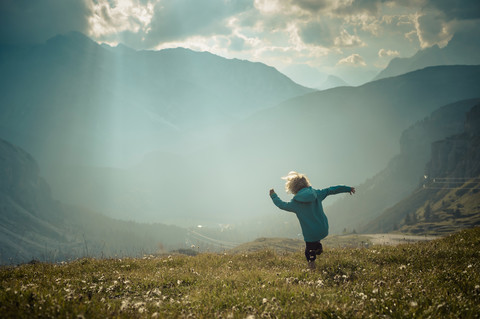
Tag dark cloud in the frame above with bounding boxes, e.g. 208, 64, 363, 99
426, 0, 480, 21
413, 0, 480, 47
143, 0, 253, 46
0, 0, 91, 45
290, 0, 331, 12
416, 12, 449, 47
298, 20, 337, 47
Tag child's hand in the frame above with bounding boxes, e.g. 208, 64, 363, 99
350, 187, 356, 195
269, 189, 275, 196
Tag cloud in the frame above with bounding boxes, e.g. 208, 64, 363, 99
405, 0, 480, 48
89, 0, 156, 36
298, 20, 337, 47
337, 53, 366, 66
334, 29, 364, 47
425, 0, 480, 21
289, 0, 332, 13
378, 48, 400, 57
0, 0, 91, 45
142, 0, 253, 47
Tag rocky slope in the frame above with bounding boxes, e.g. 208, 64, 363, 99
362, 103, 480, 234
326, 98, 480, 234
0, 138, 187, 264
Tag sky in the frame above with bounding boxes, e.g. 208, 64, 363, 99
1, 0, 479, 86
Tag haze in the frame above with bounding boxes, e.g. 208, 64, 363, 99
1, 0, 480, 237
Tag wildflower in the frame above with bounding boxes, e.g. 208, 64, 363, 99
262, 298, 268, 304
410, 301, 418, 307
399, 265, 407, 270
120, 300, 129, 311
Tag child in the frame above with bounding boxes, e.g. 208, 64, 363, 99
269, 171, 355, 270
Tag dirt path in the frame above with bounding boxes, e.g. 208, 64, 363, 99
366, 233, 439, 245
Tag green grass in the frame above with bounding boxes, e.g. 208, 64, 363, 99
1, 228, 480, 318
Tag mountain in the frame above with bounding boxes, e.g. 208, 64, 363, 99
46, 65, 480, 226
0, 137, 187, 264
374, 31, 480, 81
318, 75, 350, 90
362, 103, 480, 235
0, 31, 312, 168
326, 98, 480, 234
0, 137, 70, 263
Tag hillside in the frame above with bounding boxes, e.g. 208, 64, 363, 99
0, 31, 312, 168
363, 104, 480, 235
46, 65, 480, 226
1, 227, 479, 318
374, 30, 480, 80
326, 98, 480, 234
0, 138, 187, 264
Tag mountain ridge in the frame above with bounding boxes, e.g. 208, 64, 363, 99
46, 65, 480, 226
362, 103, 480, 234
326, 98, 480, 234
374, 30, 480, 81
0, 31, 313, 168
0, 137, 187, 264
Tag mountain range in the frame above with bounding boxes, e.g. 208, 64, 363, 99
374, 30, 480, 81
0, 31, 312, 168
1, 31, 480, 257
0, 137, 187, 264
326, 98, 480, 234
362, 103, 480, 235
44, 63, 480, 225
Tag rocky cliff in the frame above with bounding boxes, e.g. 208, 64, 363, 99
362, 103, 480, 235
426, 104, 480, 179
326, 98, 480, 234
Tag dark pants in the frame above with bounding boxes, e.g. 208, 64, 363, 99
305, 241, 323, 262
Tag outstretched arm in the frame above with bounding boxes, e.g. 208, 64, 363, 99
269, 189, 296, 212
317, 185, 355, 199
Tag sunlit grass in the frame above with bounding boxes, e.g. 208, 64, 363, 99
1, 228, 479, 318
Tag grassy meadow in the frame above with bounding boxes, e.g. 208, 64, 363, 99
1, 228, 480, 318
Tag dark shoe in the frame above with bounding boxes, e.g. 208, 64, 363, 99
308, 261, 316, 270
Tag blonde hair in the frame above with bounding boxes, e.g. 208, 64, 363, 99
282, 171, 311, 194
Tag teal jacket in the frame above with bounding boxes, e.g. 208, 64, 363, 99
270, 186, 352, 242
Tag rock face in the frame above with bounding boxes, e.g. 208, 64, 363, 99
427, 104, 480, 179
0, 138, 70, 263
326, 99, 480, 234
361, 103, 480, 234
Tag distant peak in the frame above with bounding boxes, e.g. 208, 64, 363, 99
46, 31, 97, 47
